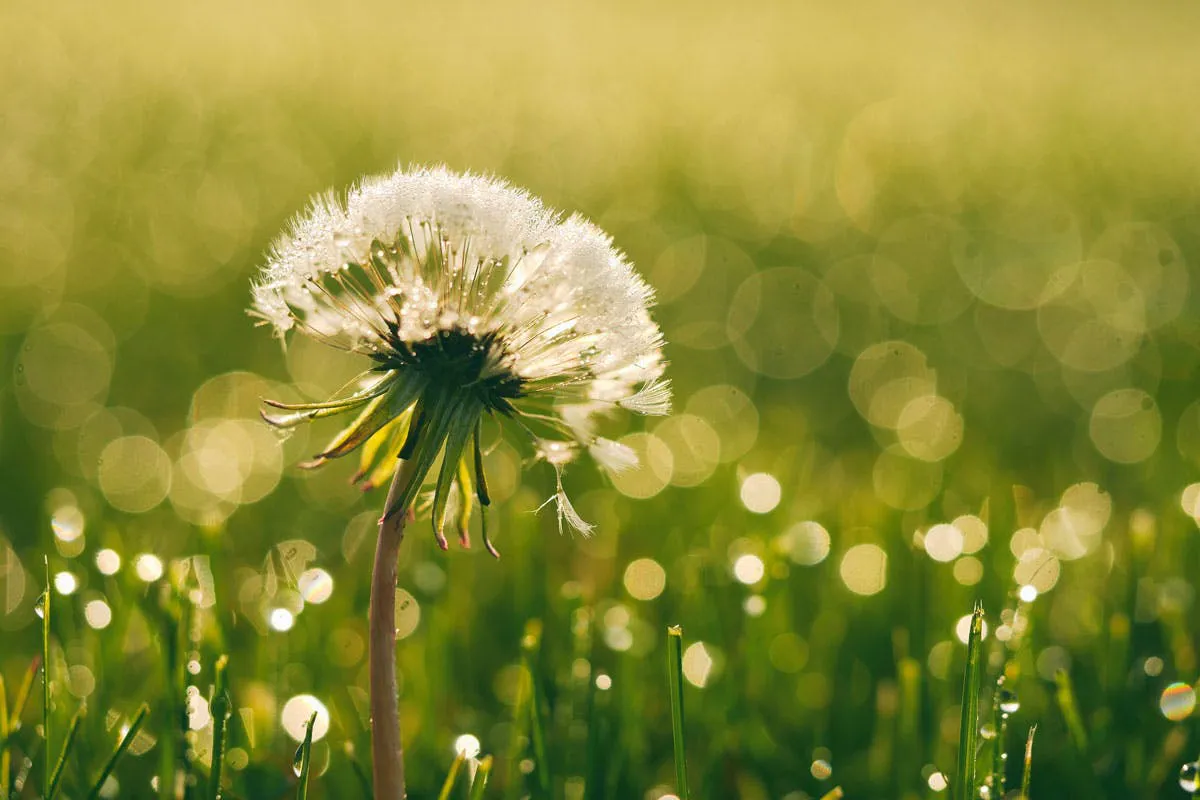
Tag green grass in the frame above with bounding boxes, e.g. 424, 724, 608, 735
953, 604, 984, 800
2, 1, 1200, 797
667, 626, 689, 800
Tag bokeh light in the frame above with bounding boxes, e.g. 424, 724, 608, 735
732, 554, 766, 586
682, 642, 718, 688
134, 554, 164, 583
840, 544, 888, 596
623, 559, 667, 601
740, 473, 781, 514
280, 695, 330, 743
777, 521, 832, 566
454, 734, 482, 759
1160, 683, 1197, 722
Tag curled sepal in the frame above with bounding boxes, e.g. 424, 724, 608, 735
473, 419, 491, 506
353, 410, 412, 492
431, 407, 481, 551
261, 372, 398, 428
312, 375, 426, 461
479, 504, 500, 559
455, 457, 475, 549
382, 390, 481, 525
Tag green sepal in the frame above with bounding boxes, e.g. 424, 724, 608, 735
382, 388, 481, 525
314, 375, 426, 461
455, 457, 475, 548
431, 404, 482, 549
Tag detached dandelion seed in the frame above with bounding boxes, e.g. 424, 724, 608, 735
252, 164, 669, 799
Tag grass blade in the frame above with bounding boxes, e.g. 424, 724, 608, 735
953, 603, 984, 800
46, 705, 83, 800
1, 673, 8, 800
468, 755, 494, 800
1020, 725, 1036, 799
10, 655, 40, 731
437, 752, 466, 800
342, 740, 373, 798
520, 620, 550, 798
818, 788, 844, 800
2, 655, 43, 796
1053, 669, 1088, 754
295, 710, 318, 800
87, 703, 150, 800
42, 557, 52, 798
667, 625, 690, 800
208, 656, 231, 800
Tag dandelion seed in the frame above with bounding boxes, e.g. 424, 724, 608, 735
253, 165, 669, 553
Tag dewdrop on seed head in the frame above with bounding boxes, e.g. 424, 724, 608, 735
253, 165, 669, 554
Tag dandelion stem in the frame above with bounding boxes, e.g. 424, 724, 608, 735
369, 456, 421, 800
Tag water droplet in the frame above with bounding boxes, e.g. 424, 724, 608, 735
978, 784, 992, 800
187, 660, 201, 676
979, 723, 996, 741
997, 687, 1020, 714
34, 593, 46, 619
292, 743, 305, 777
1181, 761, 1200, 793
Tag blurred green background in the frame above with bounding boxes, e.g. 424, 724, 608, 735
3, 0, 1200, 797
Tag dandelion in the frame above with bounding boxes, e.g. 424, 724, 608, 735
252, 164, 669, 798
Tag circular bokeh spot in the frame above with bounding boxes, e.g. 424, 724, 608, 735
1089, 389, 1161, 464
98, 436, 172, 513
727, 268, 839, 378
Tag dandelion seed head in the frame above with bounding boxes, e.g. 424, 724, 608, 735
253, 165, 668, 546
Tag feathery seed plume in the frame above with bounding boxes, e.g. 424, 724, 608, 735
253, 165, 669, 554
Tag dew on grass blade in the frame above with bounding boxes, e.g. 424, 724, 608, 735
1180, 762, 1200, 793
997, 687, 1020, 715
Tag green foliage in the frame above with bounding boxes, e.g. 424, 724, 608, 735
1, 2, 1200, 798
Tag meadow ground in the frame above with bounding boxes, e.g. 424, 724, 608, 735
2, 1, 1200, 797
